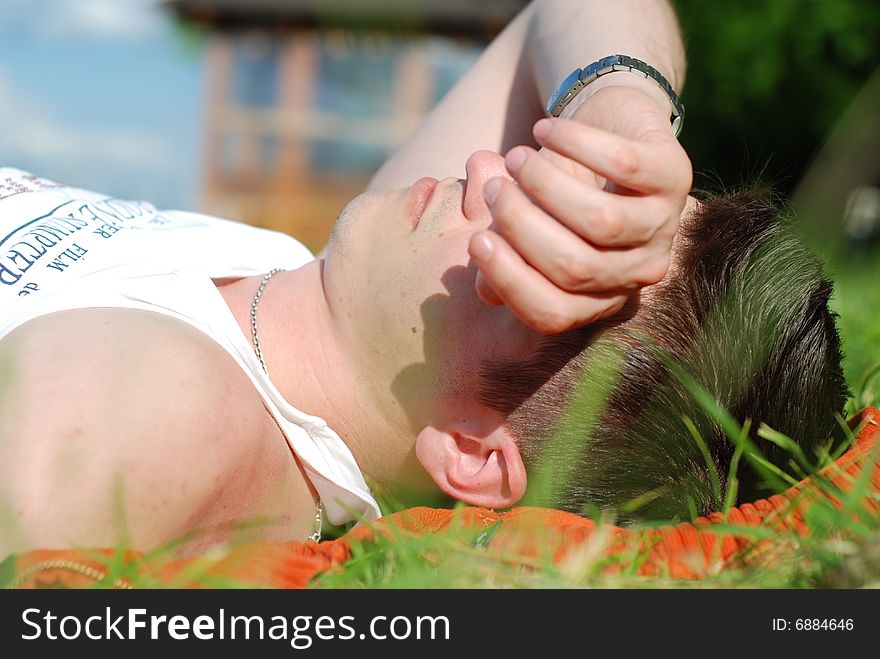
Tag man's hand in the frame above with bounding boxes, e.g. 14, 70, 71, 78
468, 82, 692, 334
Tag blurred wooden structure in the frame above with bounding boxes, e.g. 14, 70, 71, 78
165, 0, 527, 250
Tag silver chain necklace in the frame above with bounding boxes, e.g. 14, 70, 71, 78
250, 268, 324, 542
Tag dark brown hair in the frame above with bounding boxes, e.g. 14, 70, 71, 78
479, 190, 849, 522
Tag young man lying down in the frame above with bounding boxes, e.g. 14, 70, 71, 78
0, 0, 847, 556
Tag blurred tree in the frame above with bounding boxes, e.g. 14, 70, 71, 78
673, 0, 880, 194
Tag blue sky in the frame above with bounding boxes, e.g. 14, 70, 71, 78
0, 0, 204, 209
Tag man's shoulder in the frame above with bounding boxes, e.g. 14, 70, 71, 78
2, 307, 275, 453
0, 306, 305, 553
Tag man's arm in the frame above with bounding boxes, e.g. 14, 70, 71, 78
369, 0, 685, 189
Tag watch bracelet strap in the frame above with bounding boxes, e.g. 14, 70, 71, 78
546, 54, 685, 137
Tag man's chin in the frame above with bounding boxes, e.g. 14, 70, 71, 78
325, 191, 377, 260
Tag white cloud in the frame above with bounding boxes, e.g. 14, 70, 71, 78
32, 0, 165, 43
0, 65, 174, 172
14, 121, 175, 170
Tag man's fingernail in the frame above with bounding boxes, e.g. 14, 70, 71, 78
533, 118, 552, 140
483, 178, 502, 204
505, 147, 526, 172
470, 233, 494, 261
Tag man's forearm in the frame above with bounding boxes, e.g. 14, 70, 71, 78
368, 0, 685, 189
528, 0, 685, 117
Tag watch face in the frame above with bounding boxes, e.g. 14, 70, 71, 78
546, 68, 583, 116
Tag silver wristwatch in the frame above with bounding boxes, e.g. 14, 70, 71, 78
546, 54, 685, 137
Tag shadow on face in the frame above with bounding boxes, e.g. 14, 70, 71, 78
390, 262, 477, 432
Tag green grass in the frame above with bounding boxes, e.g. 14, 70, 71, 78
831, 244, 880, 413
29, 420, 876, 589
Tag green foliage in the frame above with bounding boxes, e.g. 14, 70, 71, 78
674, 0, 880, 432
829, 245, 880, 406
674, 0, 880, 192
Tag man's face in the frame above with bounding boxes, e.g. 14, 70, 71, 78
322, 152, 541, 433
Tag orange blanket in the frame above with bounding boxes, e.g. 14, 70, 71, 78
8, 408, 879, 588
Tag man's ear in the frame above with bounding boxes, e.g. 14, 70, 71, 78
414, 418, 526, 509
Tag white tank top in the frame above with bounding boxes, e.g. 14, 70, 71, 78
0, 168, 380, 526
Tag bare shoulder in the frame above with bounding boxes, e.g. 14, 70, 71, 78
1, 307, 269, 442
0, 308, 297, 553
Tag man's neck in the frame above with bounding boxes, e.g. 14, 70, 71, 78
216, 260, 407, 483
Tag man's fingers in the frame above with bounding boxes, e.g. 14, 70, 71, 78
485, 179, 672, 293
506, 146, 673, 247
474, 269, 504, 306
469, 229, 629, 334
532, 118, 690, 195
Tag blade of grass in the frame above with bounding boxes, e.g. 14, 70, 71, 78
723, 421, 749, 511
682, 414, 723, 510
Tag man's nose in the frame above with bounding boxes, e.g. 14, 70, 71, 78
463, 150, 514, 222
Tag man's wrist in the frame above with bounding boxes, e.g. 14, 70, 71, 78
548, 55, 684, 136
559, 71, 672, 121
